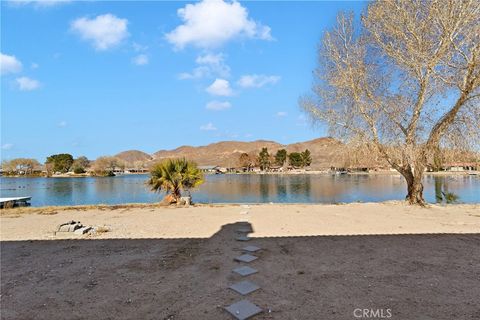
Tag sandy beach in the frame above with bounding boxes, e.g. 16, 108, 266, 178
1, 203, 480, 319
1, 202, 479, 240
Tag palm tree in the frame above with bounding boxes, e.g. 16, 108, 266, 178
148, 158, 204, 202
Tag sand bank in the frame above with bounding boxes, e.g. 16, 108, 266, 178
1, 202, 479, 241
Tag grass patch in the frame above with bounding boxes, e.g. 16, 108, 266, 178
37, 210, 58, 215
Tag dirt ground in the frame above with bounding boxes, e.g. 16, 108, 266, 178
1, 222, 479, 319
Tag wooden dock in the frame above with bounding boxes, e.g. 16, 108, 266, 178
0, 197, 32, 209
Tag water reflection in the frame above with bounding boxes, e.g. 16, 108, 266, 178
433, 176, 460, 204
259, 175, 270, 201
275, 176, 287, 199
0, 174, 478, 207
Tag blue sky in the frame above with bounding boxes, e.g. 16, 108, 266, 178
1, 0, 367, 161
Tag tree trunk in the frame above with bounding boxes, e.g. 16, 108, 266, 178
401, 168, 426, 206
172, 188, 182, 202
406, 178, 425, 205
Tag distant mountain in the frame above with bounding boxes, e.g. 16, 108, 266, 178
153, 140, 282, 168
115, 150, 153, 164
151, 137, 344, 169
112, 137, 478, 170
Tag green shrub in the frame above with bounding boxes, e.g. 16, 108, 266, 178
73, 167, 86, 174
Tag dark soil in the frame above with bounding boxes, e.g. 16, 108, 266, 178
1, 223, 479, 319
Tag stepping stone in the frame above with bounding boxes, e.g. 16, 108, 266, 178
234, 254, 257, 263
225, 299, 262, 320
239, 211, 249, 215
235, 235, 250, 241
229, 280, 260, 295
74, 226, 92, 235
56, 221, 82, 233
242, 245, 261, 253
233, 266, 258, 277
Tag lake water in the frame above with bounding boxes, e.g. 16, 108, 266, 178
0, 174, 479, 207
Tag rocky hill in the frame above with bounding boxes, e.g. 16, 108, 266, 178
115, 150, 153, 164
151, 137, 344, 169
113, 137, 477, 170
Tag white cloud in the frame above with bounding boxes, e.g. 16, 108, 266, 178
71, 14, 129, 51
1, 143, 14, 150
200, 122, 217, 131
206, 100, 231, 111
166, 0, 272, 49
196, 53, 221, 65
15, 77, 40, 91
1, 53, 22, 75
179, 53, 230, 80
58, 120, 67, 127
8, 0, 71, 7
132, 42, 148, 52
206, 78, 233, 96
31, 62, 39, 69
178, 67, 209, 80
238, 74, 280, 88
132, 54, 149, 66
196, 53, 230, 77
276, 111, 287, 117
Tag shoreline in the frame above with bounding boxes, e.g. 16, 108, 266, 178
1, 200, 479, 215
1, 170, 478, 178
1, 202, 479, 241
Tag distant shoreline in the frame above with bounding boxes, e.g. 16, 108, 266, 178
1, 170, 478, 178
1, 199, 479, 215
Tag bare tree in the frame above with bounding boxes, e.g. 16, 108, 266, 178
335, 139, 386, 170
238, 153, 252, 171
91, 156, 121, 176
301, 0, 480, 205
1, 158, 41, 175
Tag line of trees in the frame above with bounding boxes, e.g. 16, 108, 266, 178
1, 158, 41, 175
288, 149, 312, 168
44, 153, 96, 176
1, 154, 134, 177
238, 148, 313, 171
2, 153, 153, 177
44, 154, 136, 176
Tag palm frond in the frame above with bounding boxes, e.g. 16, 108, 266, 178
147, 158, 204, 200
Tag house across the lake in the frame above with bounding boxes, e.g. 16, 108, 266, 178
198, 165, 219, 173
442, 162, 479, 172
123, 168, 149, 173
